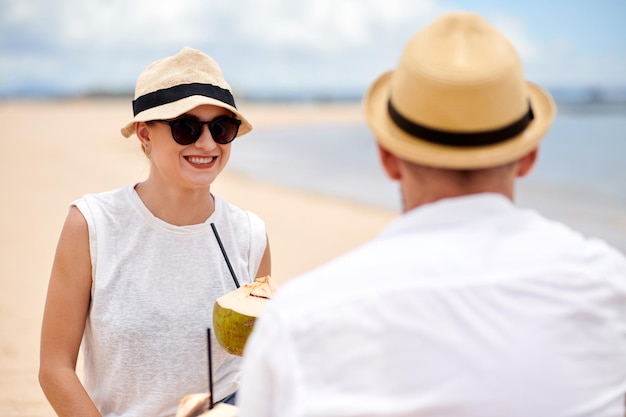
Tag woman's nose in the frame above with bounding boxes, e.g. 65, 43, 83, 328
193, 125, 218, 149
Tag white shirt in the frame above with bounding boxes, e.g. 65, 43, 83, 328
238, 193, 626, 417
75, 184, 267, 417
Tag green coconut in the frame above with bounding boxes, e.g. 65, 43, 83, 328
213, 276, 275, 356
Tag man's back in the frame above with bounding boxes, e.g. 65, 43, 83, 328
238, 12, 626, 416
239, 194, 626, 417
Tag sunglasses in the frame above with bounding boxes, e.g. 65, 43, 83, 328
151, 115, 241, 145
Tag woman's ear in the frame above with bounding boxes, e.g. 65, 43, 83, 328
516, 148, 539, 178
135, 122, 152, 153
377, 143, 402, 180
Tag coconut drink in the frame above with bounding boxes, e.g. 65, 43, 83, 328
213, 275, 275, 356
176, 275, 276, 417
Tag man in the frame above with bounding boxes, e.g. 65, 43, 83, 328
237, 12, 626, 417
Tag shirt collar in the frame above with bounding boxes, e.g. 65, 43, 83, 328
379, 193, 516, 238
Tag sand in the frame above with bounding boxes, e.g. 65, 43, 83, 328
0, 99, 396, 416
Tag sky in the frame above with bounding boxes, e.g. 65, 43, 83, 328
1, 0, 625, 98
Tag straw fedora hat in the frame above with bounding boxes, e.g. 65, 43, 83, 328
121, 47, 252, 138
364, 12, 556, 169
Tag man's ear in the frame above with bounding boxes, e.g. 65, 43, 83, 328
377, 143, 402, 180
516, 148, 539, 178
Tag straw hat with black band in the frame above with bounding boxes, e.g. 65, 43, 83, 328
364, 11, 556, 170
121, 47, 252, 139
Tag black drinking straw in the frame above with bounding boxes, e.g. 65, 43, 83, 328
207, 328, 214, 410
210, 223, 240, 288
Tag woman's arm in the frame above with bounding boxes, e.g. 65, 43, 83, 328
255, 235, 271, 279
39, 206, 101, 417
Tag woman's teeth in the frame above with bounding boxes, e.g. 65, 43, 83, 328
188, 156, 215, 164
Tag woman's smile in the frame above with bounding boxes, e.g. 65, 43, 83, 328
185, 155, 217, 166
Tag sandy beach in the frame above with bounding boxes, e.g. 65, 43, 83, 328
4, 98, 625, 416
0, 99, 396, 416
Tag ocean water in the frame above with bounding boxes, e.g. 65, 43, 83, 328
227, 105, 626, 253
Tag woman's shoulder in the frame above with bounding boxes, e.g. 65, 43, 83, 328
75, 184, 132, 202
213, 194, 265, 232
72, 184, 135, 214
213, 194, 256, 218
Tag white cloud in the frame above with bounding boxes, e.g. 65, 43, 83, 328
52, 0, 211, 47
236, 0, 441, 51
1, 0, 625, 96
3, 1, 37, 22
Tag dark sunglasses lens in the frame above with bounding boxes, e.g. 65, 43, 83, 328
170, 119, 202, 145
210, 117, 240, 144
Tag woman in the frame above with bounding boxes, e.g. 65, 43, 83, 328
39, 47, 271, 417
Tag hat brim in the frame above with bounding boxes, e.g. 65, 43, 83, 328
363, 71, 556, 169
120, 95, 253, 139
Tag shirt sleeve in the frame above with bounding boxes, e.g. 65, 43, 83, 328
237, 305, 299, 417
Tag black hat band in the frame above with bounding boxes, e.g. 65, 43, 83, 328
387, 100, 534, 147
133, 82, 236, 116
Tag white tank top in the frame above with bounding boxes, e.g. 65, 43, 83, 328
74, 184, 266, 417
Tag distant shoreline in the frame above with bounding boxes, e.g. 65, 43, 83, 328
3, 86, 626, 109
